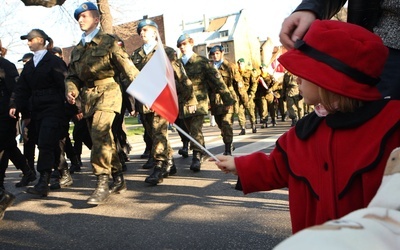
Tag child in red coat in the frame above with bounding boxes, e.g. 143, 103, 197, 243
214, 20, 400, 233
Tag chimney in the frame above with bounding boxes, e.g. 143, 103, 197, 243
203, 14, 208, 31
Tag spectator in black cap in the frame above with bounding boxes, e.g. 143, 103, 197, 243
18, 53, 33, 65
9, 29, 68, 197
51, 47, 63, 59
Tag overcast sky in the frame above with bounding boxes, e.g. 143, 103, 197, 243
2, 0, 301, 66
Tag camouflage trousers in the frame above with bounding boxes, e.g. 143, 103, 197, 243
254, 97, 268, 122
287, 95, 304, 120
87, 110, 121, 176
183, 115, 205, 153
142, 112, 173, 162
237, 99, 256, 129
214, 113, 234, 144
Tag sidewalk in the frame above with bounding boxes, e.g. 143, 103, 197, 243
2, 120, 292, 249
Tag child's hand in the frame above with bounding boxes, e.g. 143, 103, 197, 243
211, 155, 237, 175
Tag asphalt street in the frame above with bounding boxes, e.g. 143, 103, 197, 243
0, 120, 292, 250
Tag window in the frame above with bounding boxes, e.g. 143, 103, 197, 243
219, 30, 229, 37
222, 43, 229, 54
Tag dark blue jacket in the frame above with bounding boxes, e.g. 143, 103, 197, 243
13, 51, 67, 120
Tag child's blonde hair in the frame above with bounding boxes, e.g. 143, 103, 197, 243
319, 87, 364, 114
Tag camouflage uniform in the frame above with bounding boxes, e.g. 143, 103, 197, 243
255, 72, 275, 128
181, 53, 235, 170
131, 44, 194, 173
210, 60, 239, 155
66, 30, 139, 177
263, 72, 281, 127
282, 71, 303, 126
236, 67, 258, 133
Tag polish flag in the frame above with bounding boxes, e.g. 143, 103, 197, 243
126, 34, 178, 123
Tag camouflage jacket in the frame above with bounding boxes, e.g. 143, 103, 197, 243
236, 68, 258, 104
255, 72, 275, 99
66, 30, 139, 117
282, 72, 300, 98
131, 44, 197, 117
181, 53, 234, 117
261, 72, 282, 102
210, 60, 239, 115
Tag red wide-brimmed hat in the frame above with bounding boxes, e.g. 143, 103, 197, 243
278, 20, 388, 101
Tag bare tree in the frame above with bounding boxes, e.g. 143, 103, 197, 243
21, 0, 66, 7
97, 0, 113, 33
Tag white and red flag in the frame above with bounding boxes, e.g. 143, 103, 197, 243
126, 34, 178, 124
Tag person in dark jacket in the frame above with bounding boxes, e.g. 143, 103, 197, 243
0, 39, 36, 190
10, 29, 68, 197
279, 0, 400, 100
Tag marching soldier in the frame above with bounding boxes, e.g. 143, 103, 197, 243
256, 64, 277, 128
177, 34, 235, 171
209, 45, 239, 155
260, 64, 280, 127
65, 2, 139, 204
282, 70, 303, 126
131, 20, 195, 185
236, 58, 258, 135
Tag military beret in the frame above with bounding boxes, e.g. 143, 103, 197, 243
137, 19, 158, 34
260, 63, 267, 68
237, 58, 245, 63
74, 2, 98, 21
176, 34, 190, 47
20, 29, 49, 41
209, 45, 224, 54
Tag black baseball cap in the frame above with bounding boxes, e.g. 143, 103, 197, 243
20, 29, 49, 40
18, 53, 34, 62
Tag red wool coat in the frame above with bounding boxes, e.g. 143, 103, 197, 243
235, 100, 400, 233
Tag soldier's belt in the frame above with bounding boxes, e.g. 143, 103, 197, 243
87, 77, 115, 87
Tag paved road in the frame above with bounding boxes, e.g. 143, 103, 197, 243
0, 120, 292, 250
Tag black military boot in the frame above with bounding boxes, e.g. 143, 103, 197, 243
27, 171, 51, 197
142, 157, 154, 169
59, 167, 73, 187
164, 158, 177, 177
252, 125, 257, 133
0, 173, 5, 190
87, 174, 110, 205
140, 149, 150, 159
190, 151, 202, 172
238, 128, 246, 135
178, 141, 189, 158
291, 118, 298, 127
0, 188, 16, 220
69, 155, 82, 174
15, 168, 36, 188
271, 119, 277, 127
223, 143, 235, 156
145, 161, 166, 185
109, 171, 127, 194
